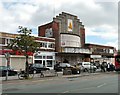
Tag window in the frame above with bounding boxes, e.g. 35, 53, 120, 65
116, 56, 120, 63
48, 43, 55, 48
47, 60, 52, 67
40, 42, 42, 47
34, 56, 42, 59
43, 60, 45, 66
48, 43, 52, 48
42, 43, 47, 48
34, 60, 42, 64
0, 38, 5, 44
47, 56, 53, 59
43, 56, 46, 59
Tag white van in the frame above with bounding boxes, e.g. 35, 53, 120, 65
82, 62, 97, 72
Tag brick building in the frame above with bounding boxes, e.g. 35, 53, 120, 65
39, 12, 92, 64
38, 12, 115, 65
0, 12, 116, 70
0, 32, 55, 70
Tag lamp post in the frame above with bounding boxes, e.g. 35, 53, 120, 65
4, 52, 10, 81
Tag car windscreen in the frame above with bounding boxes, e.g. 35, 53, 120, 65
0, 66, 13, 70
32, 64, 43, 68
0, 66, 7, 70
60, 63, 71, 67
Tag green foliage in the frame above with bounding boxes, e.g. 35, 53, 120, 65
118, 50, 120, 55
8, 26, 40, 56
7, 26, 40, 79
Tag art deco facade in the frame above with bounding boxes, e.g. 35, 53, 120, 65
0, 12, 116, 70
38, 12, 115, 65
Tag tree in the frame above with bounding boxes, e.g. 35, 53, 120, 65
118, 50, 120, 55
8, 26, 40, 79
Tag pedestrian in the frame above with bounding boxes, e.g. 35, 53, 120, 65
63, 59, 69, 63
107, 63, 110, 72
101, 63, 105, 72
110, 63, 114, 71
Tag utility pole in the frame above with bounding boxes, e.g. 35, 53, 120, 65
4, 52, 10, 81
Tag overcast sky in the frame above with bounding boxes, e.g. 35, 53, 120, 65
0, 0, 119, 49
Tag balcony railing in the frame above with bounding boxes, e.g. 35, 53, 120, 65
61, 47, 92, 54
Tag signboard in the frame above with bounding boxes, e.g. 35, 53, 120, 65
68, 19, 73, 32
90, 55, 102, 58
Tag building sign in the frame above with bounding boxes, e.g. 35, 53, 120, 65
91, 55, 102, 58
45, 28, 53, 37
68, 19, 73, 32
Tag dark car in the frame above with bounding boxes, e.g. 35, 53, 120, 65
29, 63, 50, 74
54, 63, 71, 71
54, 63, 81, 74
0, 66, 18, 77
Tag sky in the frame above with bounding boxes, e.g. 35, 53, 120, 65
0, 0, 119, 49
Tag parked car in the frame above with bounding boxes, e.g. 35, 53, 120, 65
29, 63, 50, 74
54, 63, 80, 74
54, 63, 72, 71
0, 66, 18, 77
71, 65, 81, 74
81, 62, 97, 72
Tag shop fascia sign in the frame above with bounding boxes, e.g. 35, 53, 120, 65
90, 55, 102, 58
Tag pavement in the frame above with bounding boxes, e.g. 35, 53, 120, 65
1, 70, 117, 82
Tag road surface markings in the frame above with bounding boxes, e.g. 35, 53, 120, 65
61, 87, 95, 93
97, 83, 106, 88
62, 91, 69, 93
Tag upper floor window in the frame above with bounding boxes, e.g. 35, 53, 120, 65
0, 38, 5, 44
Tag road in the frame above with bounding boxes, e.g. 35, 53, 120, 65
1, 72, 119, 94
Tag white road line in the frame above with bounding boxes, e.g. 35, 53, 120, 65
62, 91, 69, 93
62, 87, 95, 93
97, 83, 106, 88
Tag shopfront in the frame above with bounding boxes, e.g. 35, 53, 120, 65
33, 51, 55, 69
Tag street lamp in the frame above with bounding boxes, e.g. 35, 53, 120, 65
4, 52, 10, 81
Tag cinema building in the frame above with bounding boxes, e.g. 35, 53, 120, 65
38, 12, 115, 65
0, 12, 115, 70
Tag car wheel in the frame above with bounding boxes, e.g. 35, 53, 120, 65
33, 70, 36, 74
40, 73, 44, 78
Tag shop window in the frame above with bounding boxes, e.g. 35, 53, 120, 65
34, 60, 42, 64
43, 60, 45, 66
43, 56, 46, 59
47, 56, 53, 59
34, 56, 42, 59
47, 60, 52, 67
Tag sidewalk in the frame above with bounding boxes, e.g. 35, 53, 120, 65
1, 71, 101, 82
1, 69, 116, 82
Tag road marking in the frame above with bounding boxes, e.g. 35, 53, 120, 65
62, 87, 95, 93
97, 83, 106, 88
62, 91, 69, 93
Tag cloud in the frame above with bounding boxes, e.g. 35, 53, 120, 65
86, 24, 118, 40
0, 0, 118, 49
